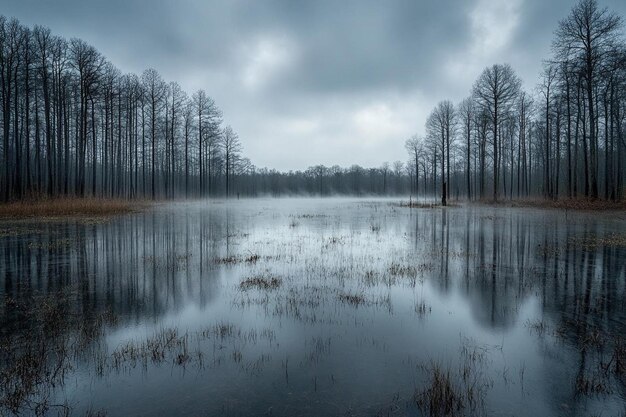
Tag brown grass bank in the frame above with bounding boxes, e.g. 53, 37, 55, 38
478, 198, 626, 211
0, 197, 150, 220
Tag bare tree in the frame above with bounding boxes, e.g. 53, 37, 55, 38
405, 134, 424, 197
554, 0, 622, 198
473, 64, 521, 201
458, 97, 474, 199
141, 68, 166, 199
182, 97, 194, 197
426, 100, 455, 205
69, 38, 103, 196
380, 162, 390, 194
0, 3, 624, 202
221, 125, 241, 197
539, 64, 558, 198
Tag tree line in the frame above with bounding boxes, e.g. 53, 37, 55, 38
406, 0, 625, 205
0, 16, 246, 201
262, 0, 625, 201
237, 163, 411, 197
1, 0, 624, 202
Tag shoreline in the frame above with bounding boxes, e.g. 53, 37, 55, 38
0, 198, 151, 221
397, 197, 626, 212
470, 198, 626, 212
398, 196, 625, 212
0, 196, 623, 221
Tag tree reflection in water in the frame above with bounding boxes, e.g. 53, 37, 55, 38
1, 199, 625, 417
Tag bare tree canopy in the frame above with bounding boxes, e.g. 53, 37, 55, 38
0, 0, 625, 201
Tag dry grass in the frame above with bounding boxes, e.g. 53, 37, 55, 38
0, 198, 149, 219
477, 197, 626, 211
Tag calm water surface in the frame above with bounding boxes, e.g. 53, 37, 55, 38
1, 198, 625, 416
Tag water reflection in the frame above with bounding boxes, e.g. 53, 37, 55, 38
2, 211, 226, 326
1, 199, 625, 416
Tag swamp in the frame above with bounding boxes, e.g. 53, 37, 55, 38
1, 198, 625, 417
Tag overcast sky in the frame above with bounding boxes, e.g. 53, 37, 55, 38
2, 0, 625, 171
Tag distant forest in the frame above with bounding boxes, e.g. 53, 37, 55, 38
0, 0, 624, 201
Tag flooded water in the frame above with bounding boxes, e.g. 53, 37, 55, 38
1, 198, 626, 417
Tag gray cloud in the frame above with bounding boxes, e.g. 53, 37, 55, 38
2, 0, 625, 170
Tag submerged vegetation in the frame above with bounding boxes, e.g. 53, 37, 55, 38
0, 289, 116, 416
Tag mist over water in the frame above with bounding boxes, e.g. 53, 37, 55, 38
1, 198, 625, 416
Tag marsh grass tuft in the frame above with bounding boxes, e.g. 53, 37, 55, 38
338, 292, 366, 306
415, 365, 466, 417
415, 299, 431, 318
214, 253, 262, 265
414, 337, 494, 417
525, 319, 548, 336
389, 263, 417, 277
245, 253, 261, 263
214, 256, 239, 265
239, 275, 282, 290
0, 290, 117, 416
